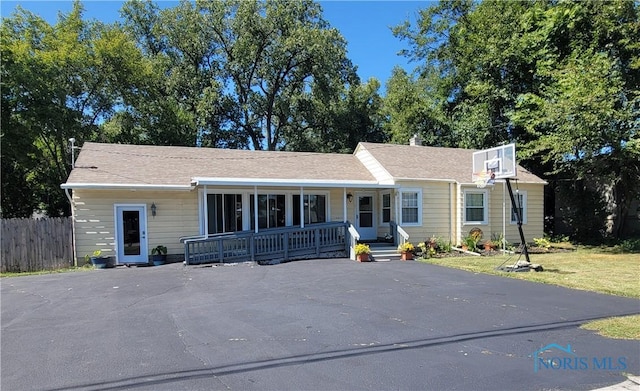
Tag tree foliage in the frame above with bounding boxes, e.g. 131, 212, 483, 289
1, 2, 148, 216
383, 67, 451, 146
1, 0, 371, 216
118, 0, 358, 150
394, 0, 639, 239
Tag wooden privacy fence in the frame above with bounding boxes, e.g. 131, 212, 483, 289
1, 218, 73, 273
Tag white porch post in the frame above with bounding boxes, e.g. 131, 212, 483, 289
254, 186, 258, 233
394, 189, 400, 226
300, 187, 305, 228
203, 185, 208, 236
343, 187, 347, 223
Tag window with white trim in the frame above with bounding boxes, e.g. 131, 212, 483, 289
292, 194, 327, 225
207, 193, 242, 234
381, 192, 391, 223
400, 189, 421, 225
510, 191, 527, 224
251, 194, 286, 229
464, 189, 488, 224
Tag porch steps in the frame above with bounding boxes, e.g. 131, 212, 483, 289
367, 242, 400, 262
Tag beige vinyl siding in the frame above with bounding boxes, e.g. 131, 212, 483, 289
394, 180, 455, 244
421, 182, 453, 241
460, 182, 544, 245
328, 188, 350, 222
513, 183, 544, 241
72, 189, 198, 262
354, 147, 393, 184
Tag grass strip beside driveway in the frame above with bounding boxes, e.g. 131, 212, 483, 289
420, 249, 640, 298
580, 315, 640, 340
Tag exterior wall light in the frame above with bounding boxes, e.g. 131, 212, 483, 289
151, 202, 157, 217
346, 193, 353, 203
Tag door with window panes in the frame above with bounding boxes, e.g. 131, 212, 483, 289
356, 192, 377, 240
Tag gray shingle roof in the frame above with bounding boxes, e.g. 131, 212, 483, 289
65, 142, 377, 188
358, 142, 545, 184
63, 141, 545, 189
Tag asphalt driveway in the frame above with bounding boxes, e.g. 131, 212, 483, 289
2, 259, 639, 391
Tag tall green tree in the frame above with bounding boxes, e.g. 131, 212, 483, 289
1, 2, 148, 216
117, 0, 230, 147
383, 67, 451, 146
120, 0, 356, 151
393, 0, 639, 239
512, 1, 640, 239
285, 77, 387, 153
393, 0, 537, 149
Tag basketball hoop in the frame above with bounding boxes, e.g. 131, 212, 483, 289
472, 170, 495, 188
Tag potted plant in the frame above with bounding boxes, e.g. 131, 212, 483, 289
490, 233, 504, 250
86, 250, 109, 269
397, 242, 415, 261
354, 243, 371, 262
151, 245, 167, 266
483, 240, 496, 251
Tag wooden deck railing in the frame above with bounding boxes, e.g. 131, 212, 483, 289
389, 221, 409, 247
182, 222, 351, 265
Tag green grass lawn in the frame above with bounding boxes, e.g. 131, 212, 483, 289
420, 248, 640, 340
421, 249, 640, 298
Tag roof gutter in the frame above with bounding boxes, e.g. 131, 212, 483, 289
191, 177, 392, 189
393, 176, 458, 183
60, 183, 195, 191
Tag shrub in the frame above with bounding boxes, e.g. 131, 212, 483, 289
620, 239, 640, 253
533, 237, 551, 249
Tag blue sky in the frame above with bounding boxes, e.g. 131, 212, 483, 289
1, 1, 430, 92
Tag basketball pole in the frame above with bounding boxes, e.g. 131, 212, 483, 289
505, 178, 530, 264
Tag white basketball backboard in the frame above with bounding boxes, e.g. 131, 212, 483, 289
472, 143, 516, 183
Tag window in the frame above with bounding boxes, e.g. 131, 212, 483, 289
464, 190, 487, 224
510, 191, 527, 224
251, 194, 286, 229
400, 189, 421, 225
207, 194, 242, 234
293, 194, 327, 225
381, 193, 391, 223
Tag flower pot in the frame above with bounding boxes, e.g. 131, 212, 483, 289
90, 256, 109, 269
401, 252, 413, 261
356, 254, 369, 262
152, 254, 166, 266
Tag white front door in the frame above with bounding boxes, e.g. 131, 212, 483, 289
356, 193, 377, 240
115, 205, 148, 264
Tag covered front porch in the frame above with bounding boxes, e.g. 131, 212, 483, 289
183, 178, 405, 264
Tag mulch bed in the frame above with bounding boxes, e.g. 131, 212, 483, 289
419, 245, 575, 259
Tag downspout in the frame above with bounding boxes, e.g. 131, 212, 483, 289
449, 183, 454, 245
64, 188, 78, 267
456, 182, 462, 245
